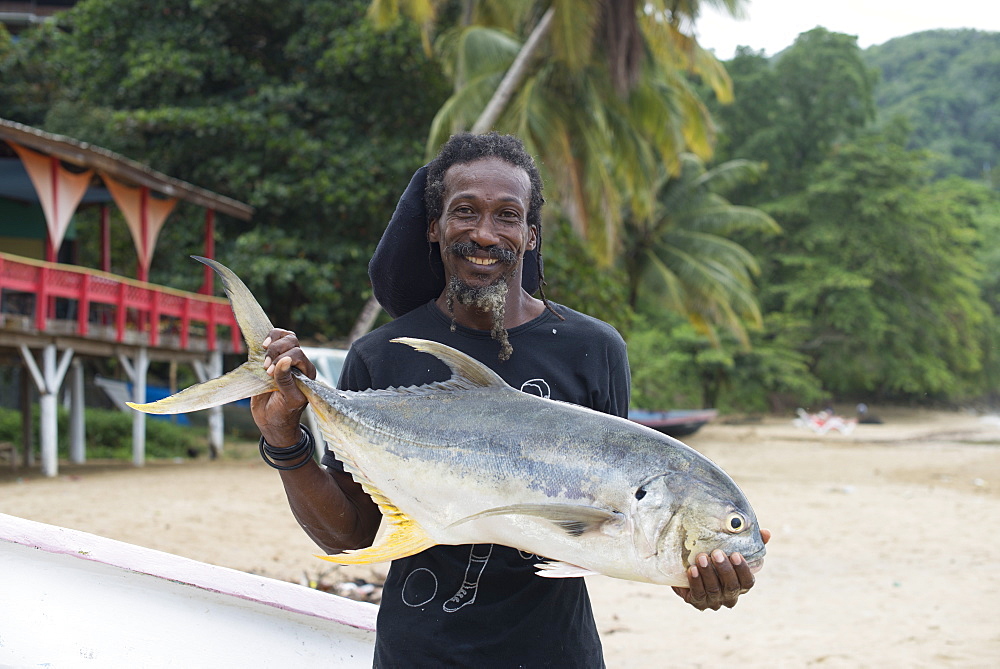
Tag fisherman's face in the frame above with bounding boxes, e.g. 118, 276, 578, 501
428, 157, 537, 295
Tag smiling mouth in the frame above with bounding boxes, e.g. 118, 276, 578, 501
466, 256, 499, 266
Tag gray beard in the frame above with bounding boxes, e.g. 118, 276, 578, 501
445, 276, 513, 361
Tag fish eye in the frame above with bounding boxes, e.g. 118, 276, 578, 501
725, 513, 745, 533
635, 488, 646, 501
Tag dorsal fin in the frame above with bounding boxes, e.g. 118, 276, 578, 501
391, 337, 508, 389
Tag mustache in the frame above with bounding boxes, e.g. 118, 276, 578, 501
446, 241, 518, 265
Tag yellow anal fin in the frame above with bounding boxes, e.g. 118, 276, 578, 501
317, 484, 436, 565
317, 523, 435, 565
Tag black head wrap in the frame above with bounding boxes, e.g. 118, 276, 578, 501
368, 164, 540, 318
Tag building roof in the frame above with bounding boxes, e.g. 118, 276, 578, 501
0, 117, 253, 220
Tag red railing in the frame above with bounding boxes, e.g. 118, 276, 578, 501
0, 252, 243, 353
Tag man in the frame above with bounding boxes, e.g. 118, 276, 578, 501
252, 133, 767, 667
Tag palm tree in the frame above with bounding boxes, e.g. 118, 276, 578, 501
424, 0, 741, 261
351, 0, 750, 338
621, 153, 780, 344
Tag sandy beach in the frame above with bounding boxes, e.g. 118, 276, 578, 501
2, 407, 999, 667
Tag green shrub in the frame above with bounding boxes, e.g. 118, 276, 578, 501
0, 406, 205, 460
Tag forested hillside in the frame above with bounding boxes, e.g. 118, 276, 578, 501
700, 28, 1000, 411
864, 29, 999, 183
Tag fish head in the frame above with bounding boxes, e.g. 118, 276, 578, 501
630, 472, 766, 584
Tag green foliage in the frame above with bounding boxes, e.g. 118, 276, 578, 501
865, 29, 1000, 182
622, 153, 779, 344
2, 0, 450, 339
540, 218, 634, 334
627, 309, 824, 413
764, 131, 991, 399
726, 312, 825, 413
706, 27, 1000, 408
0, 407, 203, 459
0, 22, 65, 124
712, 28, 878, 202
627, 313, 708, 410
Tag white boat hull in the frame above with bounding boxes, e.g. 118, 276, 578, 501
0, 513, 376, 667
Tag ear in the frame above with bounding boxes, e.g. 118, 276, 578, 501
428, 218, 441, 243
526, 224, 538, 251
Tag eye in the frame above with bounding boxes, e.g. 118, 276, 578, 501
635, 488, 646, 501
496, 210, 523, 225
725, 513, 746, 533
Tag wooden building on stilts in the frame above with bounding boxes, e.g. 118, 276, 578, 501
0, 117, 254, 476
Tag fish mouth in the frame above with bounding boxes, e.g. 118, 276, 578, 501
742, 547, 767, 574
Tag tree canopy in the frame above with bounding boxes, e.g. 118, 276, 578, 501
4, 4, 998, 410
865, 29, 1000, 183
3, 0, 450, 338
712, 28, 878, 202
703, 29, 1000, 406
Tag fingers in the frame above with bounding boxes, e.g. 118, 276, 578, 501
729, 552, 756, 593
713, 550, 744, 607
697, 552, 726, 610
683, 554, 716, 611
250, 328, 317, 447
262, 328, 318, 380
684, 550, 755, 611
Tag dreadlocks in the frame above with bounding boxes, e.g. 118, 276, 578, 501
424, 132, 564, 322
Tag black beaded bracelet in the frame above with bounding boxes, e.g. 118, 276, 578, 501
259, 423, 315, 470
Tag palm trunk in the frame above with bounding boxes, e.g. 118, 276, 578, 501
349, 6, 556, 340
348, 292, 385, 344
470, 6, 555, 133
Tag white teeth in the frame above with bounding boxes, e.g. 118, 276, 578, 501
466, 256, 498, 266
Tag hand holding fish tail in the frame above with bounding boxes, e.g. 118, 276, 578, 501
673, 529, 771, 611
251, 328, 317, 448
249, 328, 382, 552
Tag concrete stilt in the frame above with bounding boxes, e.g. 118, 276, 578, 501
118, 348, 150, 467
70, 359, 86, 464
194, 351, 225, 458
19, 344, 73, 477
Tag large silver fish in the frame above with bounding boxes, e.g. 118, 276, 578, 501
129, 257, 766, 586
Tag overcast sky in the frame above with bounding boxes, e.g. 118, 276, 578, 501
691, 0, 1000, 59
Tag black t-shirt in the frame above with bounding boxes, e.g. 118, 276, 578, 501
323, 300, 630, 668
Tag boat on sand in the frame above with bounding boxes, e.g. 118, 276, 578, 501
627, 409, 718, 438
0, 513, 376, 666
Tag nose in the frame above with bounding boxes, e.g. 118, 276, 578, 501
467, 218, 502, 248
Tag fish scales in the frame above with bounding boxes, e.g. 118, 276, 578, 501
128, 257, 766, 587
309, 380, 662, 502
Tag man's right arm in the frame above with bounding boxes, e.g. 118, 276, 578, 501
277, 452, 382, 554
252, 329, 381, 554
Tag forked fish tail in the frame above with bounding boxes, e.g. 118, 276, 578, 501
126, 256, 278, 415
